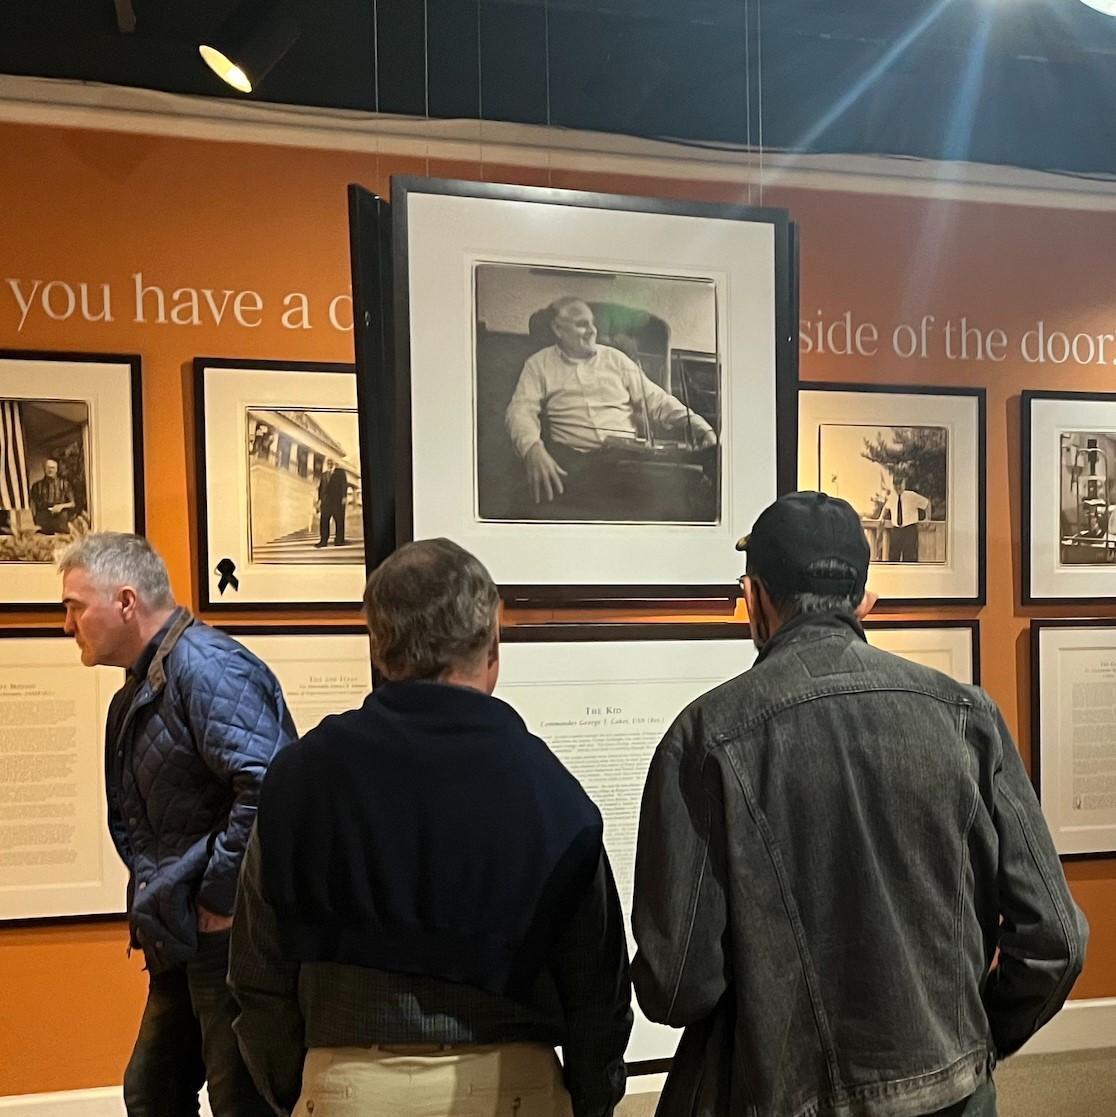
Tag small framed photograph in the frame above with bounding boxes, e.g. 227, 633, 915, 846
216, 625, 372, 737
798, 383, 986, 605
497, 622, 755, 1066
1022, 390, 1116, 603
1032, 619, 1116, 856
195, 358, 368, 610
380, 176, 798, 602
863, 619, 979, 685
0, 350, 143, 610
0, 629, 127, 922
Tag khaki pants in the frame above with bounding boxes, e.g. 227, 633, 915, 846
295, 1043, 575, 1117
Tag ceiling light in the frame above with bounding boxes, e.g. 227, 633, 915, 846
199, 0, 300, 94
1079, 0, 1116, 15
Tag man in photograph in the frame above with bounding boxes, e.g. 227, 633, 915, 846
504, 296, 716, 513
632, 491, 1086, 1117
878, 471, 931, 561
59, 532, 296, 1117
315, 457, 348, 547
230, 538, 632, 1117
30, 458, 76, 535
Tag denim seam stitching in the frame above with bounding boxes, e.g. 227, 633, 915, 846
954, 704, 978, 1050
663, 789, 712, 1022
724, 748, 842, 1093
998, 777, 1082, 1026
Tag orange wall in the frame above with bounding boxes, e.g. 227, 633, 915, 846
1, 119, 1114, 1096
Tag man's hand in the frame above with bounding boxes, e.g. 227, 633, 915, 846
197, 904, 234, 933
695, 427, 717, 450
524, 443, 568, 503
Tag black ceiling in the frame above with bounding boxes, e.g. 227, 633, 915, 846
5, 0, 1116, 177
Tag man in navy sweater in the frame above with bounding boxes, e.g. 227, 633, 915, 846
230, 538, 632, 1117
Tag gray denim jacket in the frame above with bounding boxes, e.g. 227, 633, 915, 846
632, 612, 1087, 1117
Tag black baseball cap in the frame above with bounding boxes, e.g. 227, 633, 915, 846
735, 491, 870, 599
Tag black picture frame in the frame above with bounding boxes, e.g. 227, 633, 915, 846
798, 381, 987, 607
1030, 617, 1116, 859
0, 349, 144, 612
193, 356, 369, 612
366, 175, 798, 605
1021, 389, 1116, 605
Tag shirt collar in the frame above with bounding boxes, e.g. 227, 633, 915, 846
129, 613, 177, 682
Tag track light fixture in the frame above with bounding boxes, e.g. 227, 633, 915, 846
199, 0, 300, 94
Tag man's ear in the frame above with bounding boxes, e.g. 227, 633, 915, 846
854, 588, 879, 620
118, 586, 139, 621
741, 575, 760, 623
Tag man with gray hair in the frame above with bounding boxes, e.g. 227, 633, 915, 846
59, 532, 295, 1117
230, 538, 632, 1117
505, 296, 716, 514
633, 491, 1087, 1117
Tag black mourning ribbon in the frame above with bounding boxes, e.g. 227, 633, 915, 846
215, 558, 239, 594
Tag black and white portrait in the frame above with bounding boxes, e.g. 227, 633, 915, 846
0, 398, 92, 563
473, 263, 722, 524
818, 423, 949, 565
1059, 431, 1116, 565
246, 408, 364, 565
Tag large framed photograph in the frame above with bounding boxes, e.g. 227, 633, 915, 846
217, 625, 372, 737
863, 619, 979, 685
195, 359, 368, 610
1022, 390, 1116, 603
381, 176, 797, 601
497, 622, 756, 1067
0, 629, 127, 922
1031, 619, 1116, 856
0, 350, 143, 610
798, 383, 986, 605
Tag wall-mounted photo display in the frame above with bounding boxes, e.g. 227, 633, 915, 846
0, 629, 127, 922
195, 358, 368, 610
798, 383, 986, 606
217, 625, 372, 737
496, 622, 756, 1067
1032, 619, 1116, 856
863, 619, 979, 685
1022, 390, 1116, 603
0, 350, 143, 610
372, 176, 798, 602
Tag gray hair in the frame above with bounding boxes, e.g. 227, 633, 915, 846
363, 538, 499, 680
58, 532, 175, 608
762, 558, 862, 621
549, 295, 592, 321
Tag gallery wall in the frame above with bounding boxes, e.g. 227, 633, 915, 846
2, 116, 1116, 1097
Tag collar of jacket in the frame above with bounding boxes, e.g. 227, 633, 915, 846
372, 678, 527, 733
142, 606, 195, 693
755, 609, 866, 665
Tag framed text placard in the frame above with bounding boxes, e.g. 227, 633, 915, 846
383, 176, 798, 603
0, 630, 127, 922
864, 619, 979, 685
1032, 619, 1116, 856
218, 625, 373, 737
496, 622, 756, 1067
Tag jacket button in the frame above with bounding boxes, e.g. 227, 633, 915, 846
137, 881, 146, 891
128, 817, 137, 826
155, 941, 163, 949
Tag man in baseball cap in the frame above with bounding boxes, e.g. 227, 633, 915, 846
632, 491, 1086, 1117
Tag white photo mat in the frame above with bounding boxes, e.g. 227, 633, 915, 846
199, 363, 365, 607
864, 622, 977, 685
798, 386, 983, 603
224, 629, 373, 738
0, 633, 126, 921
1034, 622, 1116, 856
1025, 393, 1116, 602
0, 354, 140, 608
403, 188, 779, 589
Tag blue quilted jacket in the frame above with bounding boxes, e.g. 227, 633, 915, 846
106, 608, 296, 973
